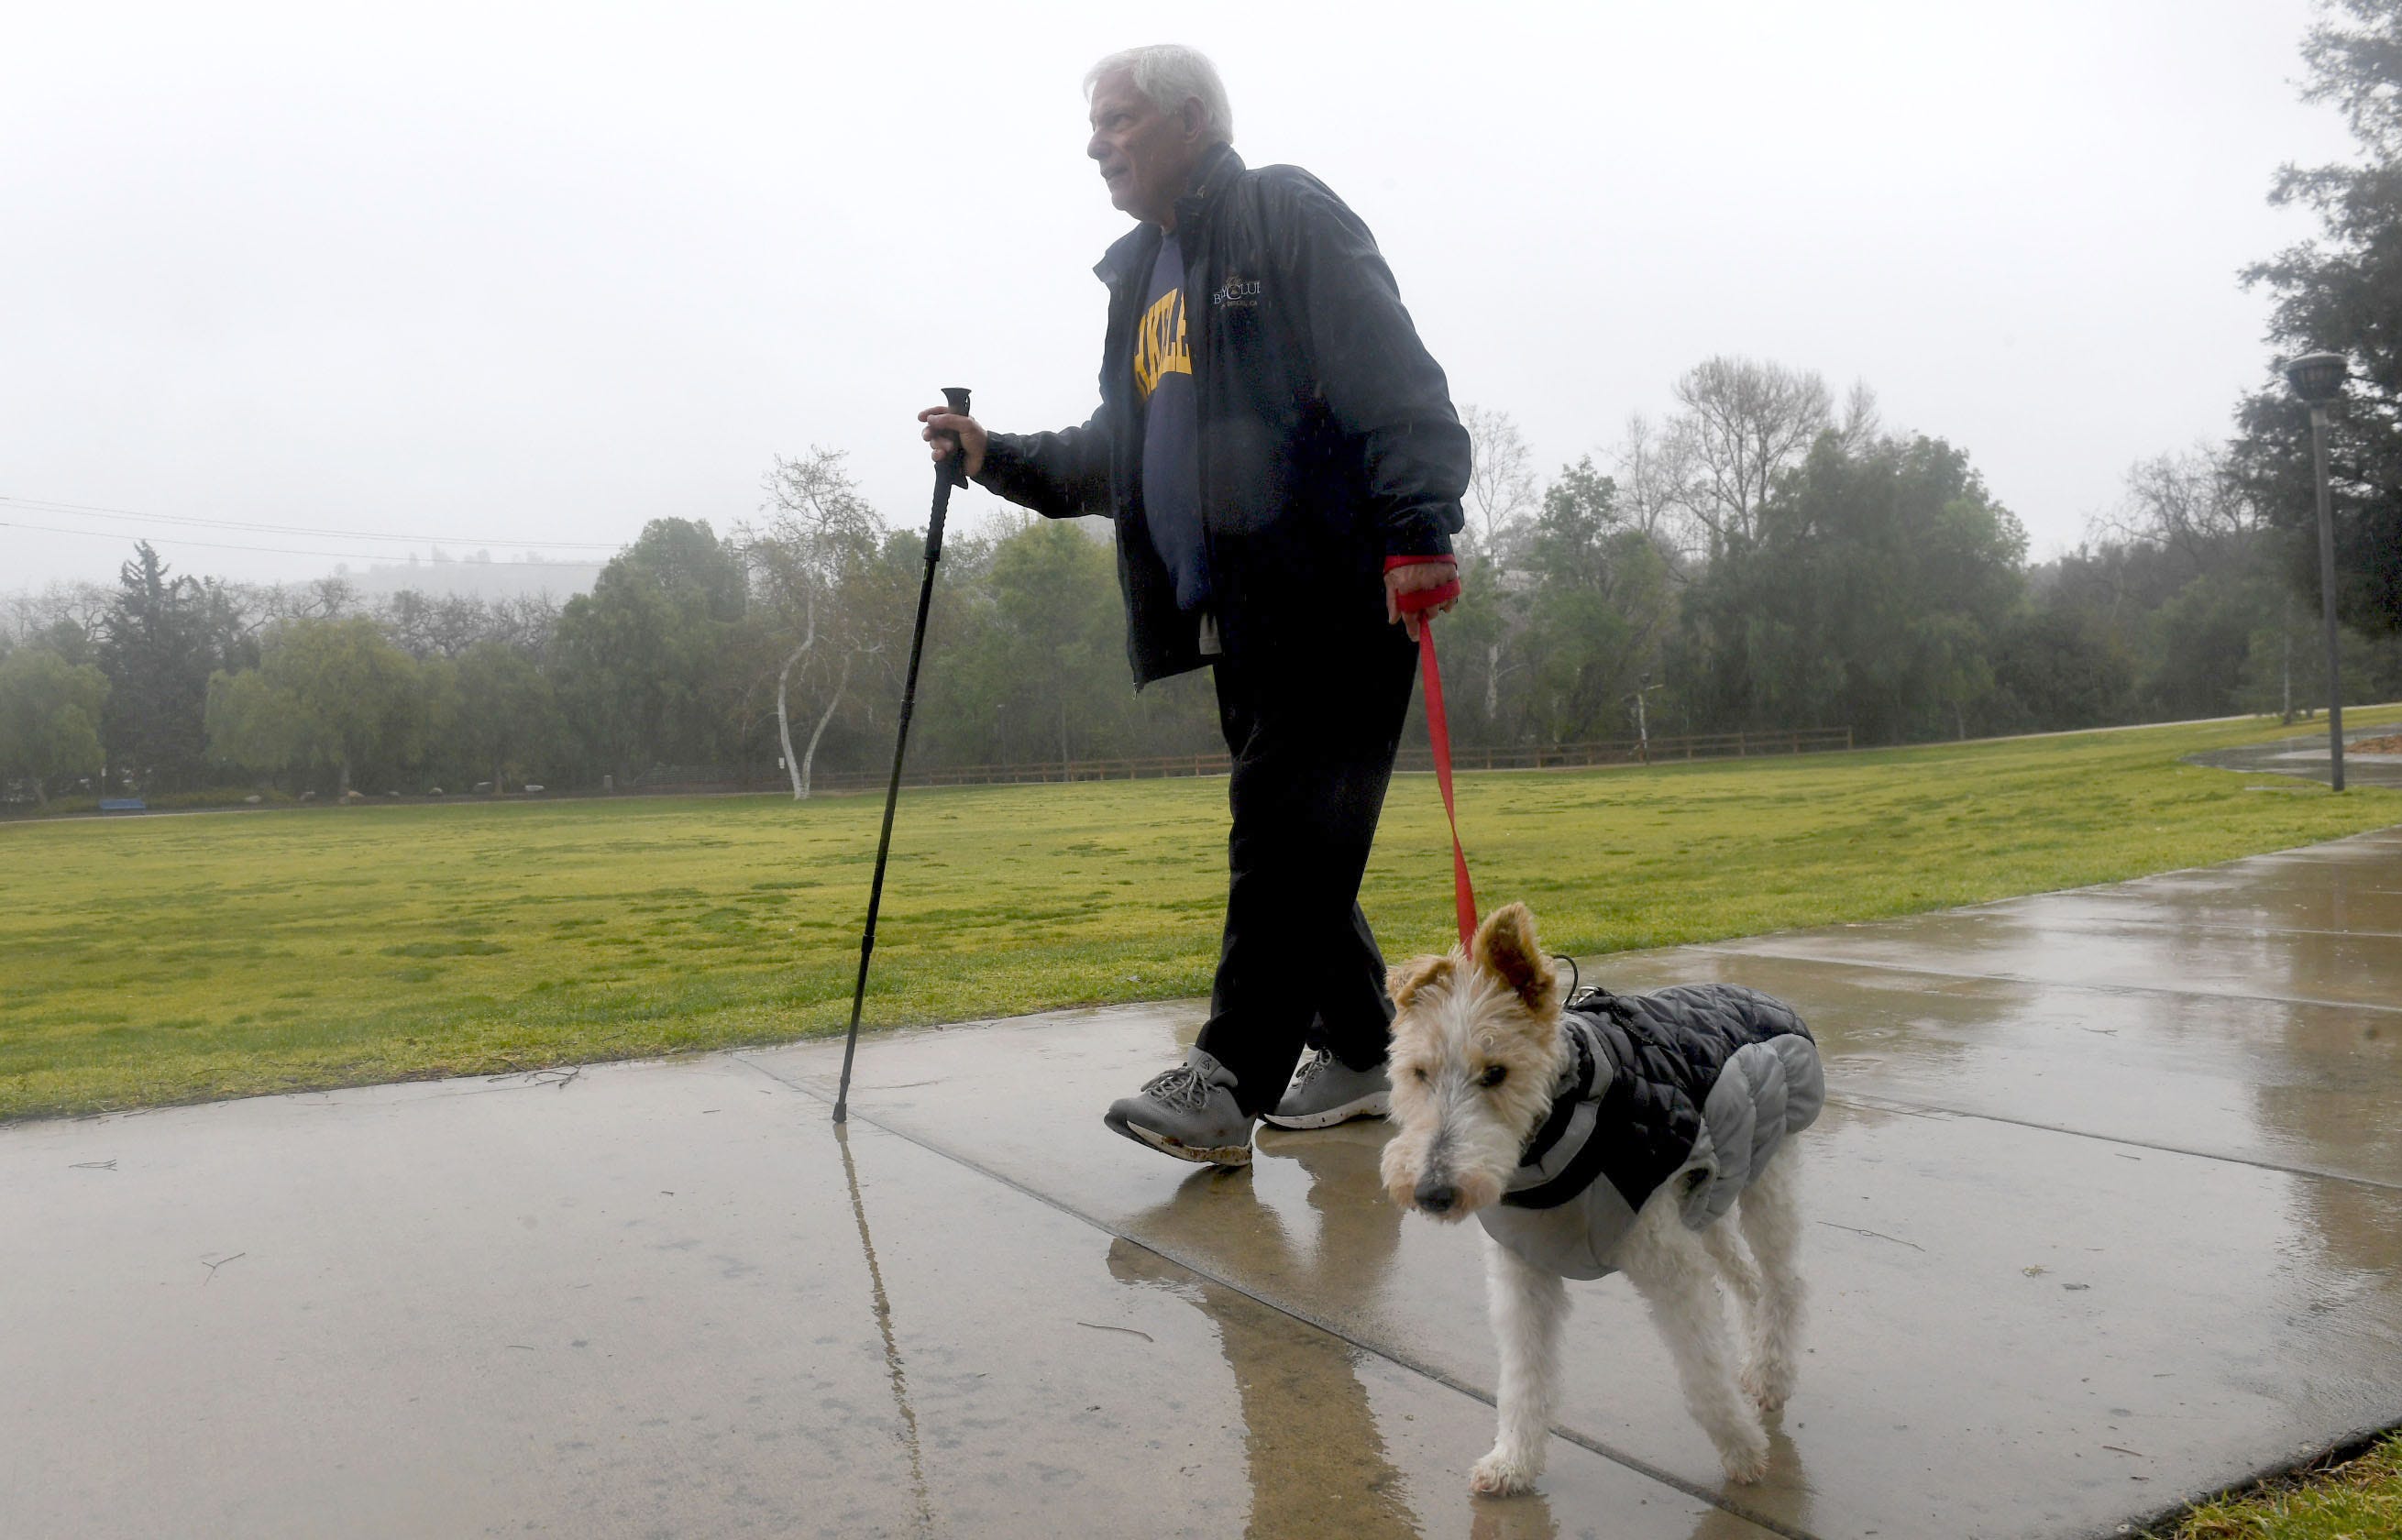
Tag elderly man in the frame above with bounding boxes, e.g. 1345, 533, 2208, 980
918, 44, 1469, 1166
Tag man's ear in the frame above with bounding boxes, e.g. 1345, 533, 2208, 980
1472, 904, 1556, 1012
1387, 953, 1456, 1012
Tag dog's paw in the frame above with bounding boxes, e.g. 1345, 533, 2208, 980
1741, 1358, 1794, 1414
1470, 1447, 1542, 1496
1716, 1431, 1772, 1485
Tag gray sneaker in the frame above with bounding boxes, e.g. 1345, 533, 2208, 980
1262, 1049, 1392, 1130
1104, 1048, 1255, 1166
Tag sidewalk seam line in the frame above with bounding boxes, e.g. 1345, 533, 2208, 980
735, 1050, 1821, 1540
1690, 945, 2402, 1016
1967, 917, 2402, 943
1826, 1094, 2402, 1193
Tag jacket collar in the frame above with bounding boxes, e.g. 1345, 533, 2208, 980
1515, 1016, 1596, 1172
1499, 1011, 1616, 1211
1094, 143, 1245, 286
1171, 141, 1243, 234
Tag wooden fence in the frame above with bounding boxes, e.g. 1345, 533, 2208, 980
801, 726, 1854, 794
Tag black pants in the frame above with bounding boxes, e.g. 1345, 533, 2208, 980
1194, 636, 1419, 1116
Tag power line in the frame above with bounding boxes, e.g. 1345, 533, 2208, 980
1, 518, 606, 566
0, 493, 623, 551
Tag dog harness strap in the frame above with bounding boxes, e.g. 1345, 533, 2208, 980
1405, 607, 1478, 948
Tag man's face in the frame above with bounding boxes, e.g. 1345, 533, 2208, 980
1087, 70, 1207, 228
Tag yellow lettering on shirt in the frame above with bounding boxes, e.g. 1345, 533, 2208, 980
1133, 285, 1190, 401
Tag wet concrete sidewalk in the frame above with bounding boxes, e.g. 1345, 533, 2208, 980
2188, 720, 2402, 789
7, 830, 2402, 1539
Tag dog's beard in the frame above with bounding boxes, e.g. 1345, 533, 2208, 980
1383, 1124, 1508, 1220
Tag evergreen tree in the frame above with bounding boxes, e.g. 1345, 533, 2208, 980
96, 544, 254, 791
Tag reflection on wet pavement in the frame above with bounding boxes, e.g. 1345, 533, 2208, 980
1105, 1135, 1416, 1540
1107, 1205, 1416, 1539
1086, 1138, 1771, 1540
836, 1121, 934, 1536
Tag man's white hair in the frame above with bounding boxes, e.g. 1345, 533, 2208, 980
1085, 44, 1234, 146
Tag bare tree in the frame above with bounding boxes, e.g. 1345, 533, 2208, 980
3, 580, 113, 648
1460, 404, 1538, 566
1669, 356, 1834, 549
376, 589, 494, 660
2106, 446, 2265, 575
1835, 380, 1883, 454
1612, 412, 1702, 556
484, 592, 561, 655
745, 446, 884, 799
236, 575, 362, 632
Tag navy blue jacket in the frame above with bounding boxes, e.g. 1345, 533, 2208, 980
974, 145, 1470, 687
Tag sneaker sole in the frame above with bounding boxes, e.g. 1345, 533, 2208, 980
1103, 1110, 1252, 1167
1260, 1092, 1391, 1131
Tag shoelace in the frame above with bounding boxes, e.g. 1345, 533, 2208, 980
1140, 1062, 1213, 1111
1288, 1049, 1334, 1091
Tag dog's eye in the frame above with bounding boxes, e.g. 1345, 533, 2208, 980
1479, 1064, 1509, 1089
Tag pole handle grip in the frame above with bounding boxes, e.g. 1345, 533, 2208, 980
941, 386, 973, 488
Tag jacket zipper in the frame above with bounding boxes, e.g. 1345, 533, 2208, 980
1179, 205, 1218, 662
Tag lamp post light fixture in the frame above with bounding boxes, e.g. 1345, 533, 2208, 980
2283, 350, 2350, 793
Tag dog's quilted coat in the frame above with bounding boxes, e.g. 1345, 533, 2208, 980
1477, 984, 1824, 1280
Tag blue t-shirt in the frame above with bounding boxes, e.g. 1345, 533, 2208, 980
1134, 233, 1208, 611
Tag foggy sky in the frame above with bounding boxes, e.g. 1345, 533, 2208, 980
0, 1, 2360, 595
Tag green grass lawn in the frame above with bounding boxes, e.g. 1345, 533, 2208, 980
2147, 1432, 2402, 1539
4, 709, 2398, 1121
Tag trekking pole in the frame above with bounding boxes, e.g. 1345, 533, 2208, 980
833, 386, 970, 1124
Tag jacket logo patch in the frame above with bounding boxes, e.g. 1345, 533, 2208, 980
1210, 272, 1263, 309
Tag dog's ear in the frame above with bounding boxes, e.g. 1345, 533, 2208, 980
1472, 904, 1556, 1013
1387, 953, 1455, 1012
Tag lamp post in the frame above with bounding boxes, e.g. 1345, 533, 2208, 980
2283, 350, 2350, 793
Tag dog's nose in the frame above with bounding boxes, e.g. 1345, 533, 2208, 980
1415, 1182, 1458, 1215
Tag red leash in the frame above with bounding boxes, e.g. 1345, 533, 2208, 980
1397, 579, 1478, 948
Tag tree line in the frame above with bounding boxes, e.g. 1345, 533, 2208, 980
5, 375, 2394, 811
5, 1, 2398, 809
0, 497, 1231, 807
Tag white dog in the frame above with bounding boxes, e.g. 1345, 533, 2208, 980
1379, 904, 1823, 1493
